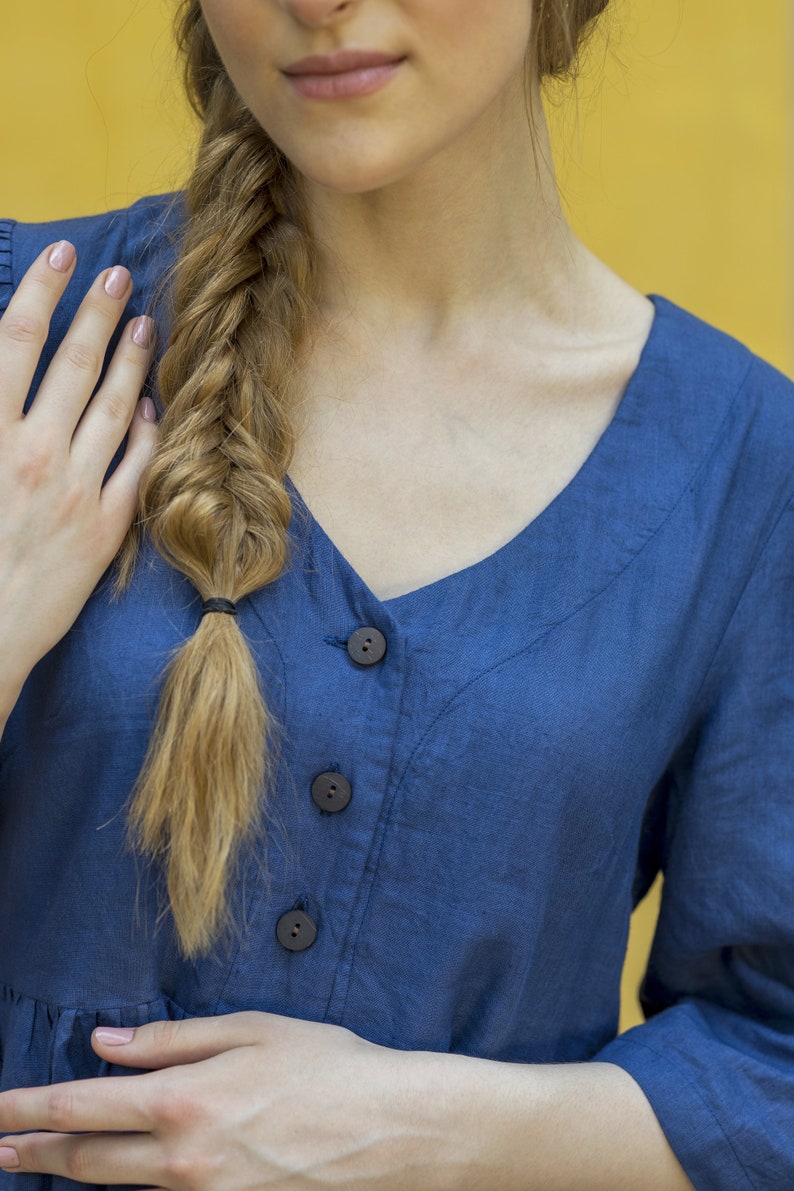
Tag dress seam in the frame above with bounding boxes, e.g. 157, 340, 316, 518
670, 494, 794, 730
0, 977, 182, 1015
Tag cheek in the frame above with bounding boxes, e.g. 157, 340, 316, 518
389, 0, 534, 151
199, 0, 282, 96
199, 0, 252, 53
412, 0, 533, 83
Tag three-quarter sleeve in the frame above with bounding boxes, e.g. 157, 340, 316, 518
0, 220, 13, 313
596, 497, 794, 1190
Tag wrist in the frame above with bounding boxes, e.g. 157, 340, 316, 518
396, 1051, 694, 1191
393, 1048, 528, 1191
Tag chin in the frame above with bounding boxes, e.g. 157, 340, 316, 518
271, 131, 430, 196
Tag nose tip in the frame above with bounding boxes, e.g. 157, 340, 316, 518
280, 0, 355, 28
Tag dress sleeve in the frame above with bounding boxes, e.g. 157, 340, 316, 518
595, 497, 794, 1191
0, 220, 14, 313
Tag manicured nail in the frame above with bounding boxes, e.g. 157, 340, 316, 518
104, 266, 130, 299
0, 1147, 19, 1168
132, 316, 154, 349
139, 397, 158, 424
48, 240, 75, 273
94, 1026, 136, 1045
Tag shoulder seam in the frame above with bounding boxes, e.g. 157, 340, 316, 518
675, 495, 794, 728
0, 219, 16, 311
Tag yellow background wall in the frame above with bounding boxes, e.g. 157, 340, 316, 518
1, 1, 792, 1031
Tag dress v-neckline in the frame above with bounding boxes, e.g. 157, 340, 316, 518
284, 295, 668, 614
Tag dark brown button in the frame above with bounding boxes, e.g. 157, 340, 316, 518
276, 909, 318, 952
311, 772, 352, 813
347, 627, 387, 666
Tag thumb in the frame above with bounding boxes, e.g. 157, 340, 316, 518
91, 1011, 263, 1068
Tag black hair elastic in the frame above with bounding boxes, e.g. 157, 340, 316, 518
201, 597, 238, 617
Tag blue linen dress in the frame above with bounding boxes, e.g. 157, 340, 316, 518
0, 194, 793, 1191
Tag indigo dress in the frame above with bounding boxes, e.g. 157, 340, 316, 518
0, 194, 793, 1191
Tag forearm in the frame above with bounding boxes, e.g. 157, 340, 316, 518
403, 1051, 695, 1191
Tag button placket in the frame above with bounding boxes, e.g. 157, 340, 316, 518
307, 625, 388, 820
269, 575, 402, 971
286, 624, 388, 948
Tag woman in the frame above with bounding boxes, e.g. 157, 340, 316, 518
0, 0, 791, 1187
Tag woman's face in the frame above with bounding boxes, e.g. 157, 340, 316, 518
198, 0, 535, 194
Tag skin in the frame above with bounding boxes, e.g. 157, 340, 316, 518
0, 0, 693, 1186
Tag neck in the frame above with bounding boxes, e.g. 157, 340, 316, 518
301, 78, 587, 348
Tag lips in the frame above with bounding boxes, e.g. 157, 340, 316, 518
282, 49, 405, 76
282, 49, 406, 101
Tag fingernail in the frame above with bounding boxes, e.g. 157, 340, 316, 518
104, 266, 131, 299
48, 240, 75, 273
132, 316, 154, 349
139, 397, 158, 424
0, 1147, 19, 1168
94, 1026, 136, 1046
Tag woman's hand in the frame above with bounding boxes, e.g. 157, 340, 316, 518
0, 1011, 457, 1190
0, 239, 158, 719
0, 1011, 698, 1190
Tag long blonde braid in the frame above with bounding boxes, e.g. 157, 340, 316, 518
124, 1, 316, 957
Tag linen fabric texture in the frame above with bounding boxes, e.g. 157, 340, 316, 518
0, 196, 793, 1191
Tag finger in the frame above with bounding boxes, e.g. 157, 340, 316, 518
0, 1130, 161, 1187
96, 400, 159, 552
0, 240, 77, 419
70, 315, 157, 485
92, 1011, 266, 1069
98, 393, 160, 537
25, 263, 133, 439
0, 1074, 155, 1134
